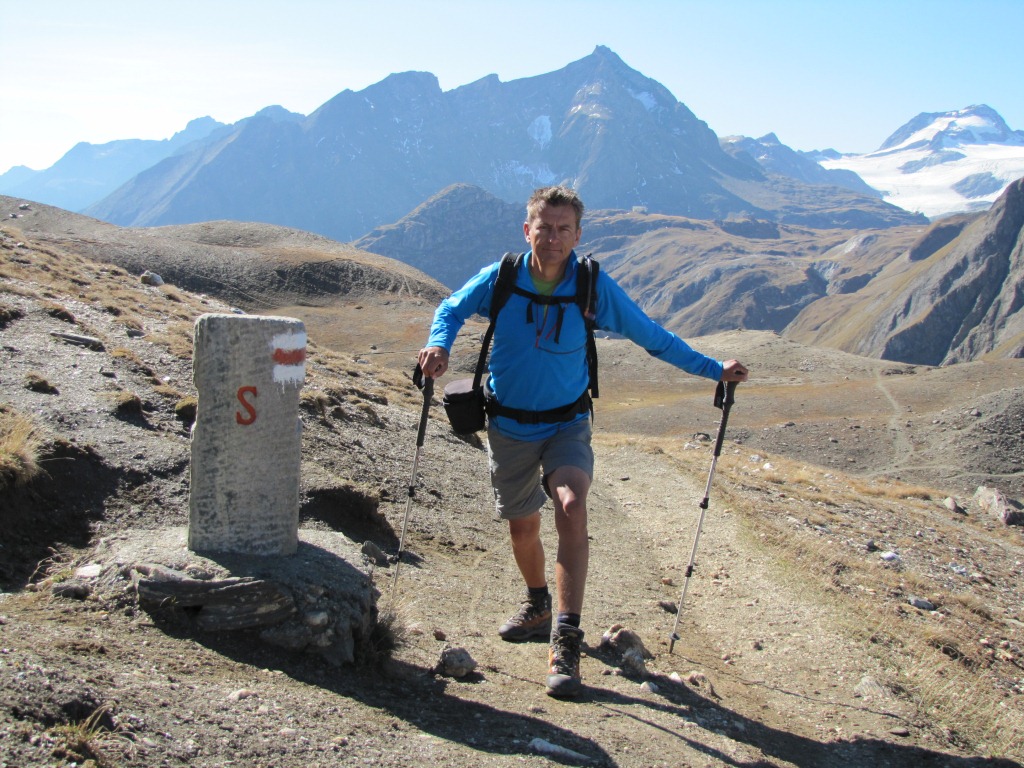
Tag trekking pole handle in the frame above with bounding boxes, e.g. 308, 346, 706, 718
712, 380, 738, 457
413, 364, 433, 447
714, 379, 738, 409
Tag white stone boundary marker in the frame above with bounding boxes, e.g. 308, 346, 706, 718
189, 314, 306, 555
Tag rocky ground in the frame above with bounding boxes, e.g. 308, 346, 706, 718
2, 215, 1024, 767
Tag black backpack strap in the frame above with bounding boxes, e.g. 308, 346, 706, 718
490, 252, 523, 322
473, 253, 522, 390
577, 254, 600, 399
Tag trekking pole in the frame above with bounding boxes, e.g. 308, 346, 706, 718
389, 364, 433, 601
669, 380, 738, 654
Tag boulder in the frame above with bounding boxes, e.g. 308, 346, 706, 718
974, 486, 1024, 526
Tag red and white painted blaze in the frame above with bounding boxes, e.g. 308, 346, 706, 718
270, 330, 307, 384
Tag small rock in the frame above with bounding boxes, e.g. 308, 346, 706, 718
227, 689, 258, 702
74, 564, 103, 579
529, 737, 591, 762
360, 540, 389, 565
140, 270, 165, 287
600, 625, 654, 660
889, 727, 911, 737
657, 600, 677, 614
621, 648, 650, 678
943, 497, 966, 515
432, 629, 447, 641
686, 671, 718, 697
639, 680, 659, 694
908, 597, 935, 611
437, 646, 477, 678
853, 675, 889, 700
52, 580, 91, 600
304, 610, 330, 629
880, 551, 900, 562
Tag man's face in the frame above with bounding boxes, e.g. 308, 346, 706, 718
524, 203, 581, 273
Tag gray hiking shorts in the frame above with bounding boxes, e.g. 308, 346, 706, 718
486, 418, 594, 520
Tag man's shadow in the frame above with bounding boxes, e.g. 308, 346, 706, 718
582, 642, 1022, 768
188, 623, 1022, 768
190, 633, 616, 765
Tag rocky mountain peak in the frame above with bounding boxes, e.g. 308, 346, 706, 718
879, 104, 1024, 152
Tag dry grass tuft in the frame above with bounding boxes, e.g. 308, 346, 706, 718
0, 407, 44, 489
0, 303, 25, 328
41, 301, 75, 323
24, 371, 58, 394
359, 596, 412, 669
108, 390, 144, 415
300, 389, 335, 418
174, 396, 198, 425
848, 476, 934, 500
152, 383, 184, 399
146, 321, 195, 359
949, 592, 994, 621
50, 703, 135, 768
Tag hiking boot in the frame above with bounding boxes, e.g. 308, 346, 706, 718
498, 593, 552, 642
546, 623, 584, 697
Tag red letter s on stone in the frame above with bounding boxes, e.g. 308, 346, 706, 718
236, 386, 258, 425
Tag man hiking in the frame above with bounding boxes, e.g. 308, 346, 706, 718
418, 185, 749, 697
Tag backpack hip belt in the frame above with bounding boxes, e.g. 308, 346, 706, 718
483, 381, 592, 425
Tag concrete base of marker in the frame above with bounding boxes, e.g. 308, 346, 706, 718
111, 527, 376, 665
189, 313, 307, 556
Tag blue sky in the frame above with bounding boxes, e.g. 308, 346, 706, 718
1, 0, 1021, 174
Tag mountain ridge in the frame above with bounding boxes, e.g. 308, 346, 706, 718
80, 46, 922, 239
350, 179, 1023, 365
0, 117, 228, 212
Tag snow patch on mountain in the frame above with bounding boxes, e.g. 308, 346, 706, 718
820, 105, 1024, 219
630, 90, 658, 111
528, 115, 553, 149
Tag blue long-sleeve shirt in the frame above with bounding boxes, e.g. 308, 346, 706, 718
428, 251, 723, 440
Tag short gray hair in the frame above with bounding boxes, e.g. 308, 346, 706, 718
526, 186, 584, 229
